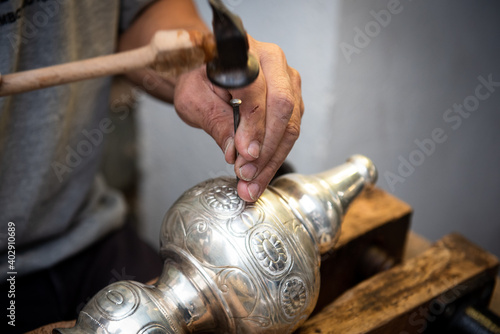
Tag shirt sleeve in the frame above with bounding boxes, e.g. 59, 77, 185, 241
119, 0, 158, 32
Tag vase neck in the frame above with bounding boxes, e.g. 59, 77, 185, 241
271, 155, 377, 254
314, 155, 377, 214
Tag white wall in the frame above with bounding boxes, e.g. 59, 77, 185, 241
137, 0, 500, 257
332, 0, 500, 257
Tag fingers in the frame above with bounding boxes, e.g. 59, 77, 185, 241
229, 67, 267, 163
233, 39, 303, 201
237, 103, 302, 201
174, 37, 304, 203
174, 66, 235, 162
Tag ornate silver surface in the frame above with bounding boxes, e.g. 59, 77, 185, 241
55, 155, 377, 334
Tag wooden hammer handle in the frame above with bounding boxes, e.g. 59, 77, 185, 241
0, 46, 154, 97
0, 29, 215, 97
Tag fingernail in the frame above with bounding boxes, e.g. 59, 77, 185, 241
224, 137, 235, 164
224, 137, 233, 155
247, 140, 260, 159
239, 164, 258, 181
248, 183, 260, 201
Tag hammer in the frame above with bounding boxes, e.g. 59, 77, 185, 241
0, 0, 258, 98
0, 30, 215, 97
1, 0, 258, 168
206, 0, 260, 162
206, 0, 259, 89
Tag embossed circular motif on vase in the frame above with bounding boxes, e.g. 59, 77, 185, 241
138, 324, 173, 334
203, 185, 244, 215
281, 276, 307, 318
94, 282, 140, 321
251, 229, 289, 275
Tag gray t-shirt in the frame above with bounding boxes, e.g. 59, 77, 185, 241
0, 0, 154, 280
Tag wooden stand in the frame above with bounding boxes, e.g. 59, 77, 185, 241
297, 234, 500, 333
314, 187, 412, 312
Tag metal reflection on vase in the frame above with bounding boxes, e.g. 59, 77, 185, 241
55, 155, 377, 334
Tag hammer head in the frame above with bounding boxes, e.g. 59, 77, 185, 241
206, 0, 259, 89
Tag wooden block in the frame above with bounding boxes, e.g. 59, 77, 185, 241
403, 232, 431, 260
337, 187, 412, 248
315, 187, 412, 312
404, 232, 500, 317
297, 233, 500, 334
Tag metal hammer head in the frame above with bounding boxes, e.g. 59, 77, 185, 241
206, 0, 259, 89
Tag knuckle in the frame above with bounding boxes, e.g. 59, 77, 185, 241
261, 159, 285, 185
285, 122, 301, 141
291, 68, 302, 87
272, 90, 295, 120
173, 90, 187, 111
261, 42, 285, 61
268, 159, 282, 175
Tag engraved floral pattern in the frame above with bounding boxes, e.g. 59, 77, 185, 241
203, 185, 243, 213
281, 277, 307, 317
160, 175, 322, 332
251, 230, 288, 274
227, 204, 264, 236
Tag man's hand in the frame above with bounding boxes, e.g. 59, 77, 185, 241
120, 0, 304, 202
174, 35, 303, 202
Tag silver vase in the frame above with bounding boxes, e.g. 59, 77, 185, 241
55, 155, 377, 334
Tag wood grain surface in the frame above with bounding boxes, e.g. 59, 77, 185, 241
297, 234, 500, 334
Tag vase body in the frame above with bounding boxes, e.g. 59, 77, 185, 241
55, 155, 377, 334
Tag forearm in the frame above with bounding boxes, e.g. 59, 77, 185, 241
118, 0, 210, 103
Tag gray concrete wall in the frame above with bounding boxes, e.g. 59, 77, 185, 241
137, 0, 500, 257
